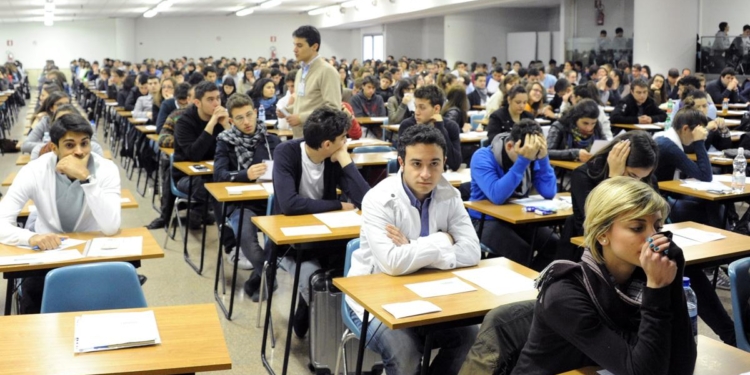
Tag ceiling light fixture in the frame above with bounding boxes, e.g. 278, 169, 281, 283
44, 3, 55, 11
260, 0, 282, 9
236, 7, 255, 16
156, 0, 174, 11
144, 9, 158, 18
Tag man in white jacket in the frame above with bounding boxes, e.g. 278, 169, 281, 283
0, 113, 121, 313
345, 125, 481, 375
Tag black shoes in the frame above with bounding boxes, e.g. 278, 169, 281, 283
293, 298, 310, 338
145, 217, 166, 230
138, 274, 147, 285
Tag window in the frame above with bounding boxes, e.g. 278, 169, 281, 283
363, 34, 383, 61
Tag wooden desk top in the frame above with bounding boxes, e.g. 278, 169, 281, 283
381, 124, 401, 133
160, 147, 174, 156
173, 160, 214, 176
0, 304, 231, 375
658, 179, 750, 201
252, 210, 361, 245
2, 171, 16, 187
268, 129, 293, 137
18, 188, 137, 217
356, 117, 387, 125
686, 153, 734, 166
334, 257, 538, 330
352, 151, 397, 167
459, 131, 488, 143
0, 227, 164, 273
472, 105, 486, 110
114, 106, 124, 111
347, 139, 393, 150
131, 119, 150, 127
205, 182, 270, 203
116, 111, 132, 118
717, 110, 747, 118
464, 194, 572, 225
570, 221, 750, 266
147, 133, 159, 142
561, 335, 750, 375
612, 123, 664, 131
550, 159, 583, 171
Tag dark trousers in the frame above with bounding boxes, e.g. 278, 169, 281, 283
473, 218, 558, 271
159, 156, 174, 221
670, 196, 725, 229
228, 207, 268, 287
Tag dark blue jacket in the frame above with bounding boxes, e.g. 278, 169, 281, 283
654, 137, 712, 182
156, 98, 178, 134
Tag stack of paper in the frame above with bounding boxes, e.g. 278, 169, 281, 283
144, 125, 156, 131
453, 266, 535, 296
511, 195, 572, 211
634, 124, 662, 130
671, 228, 726, 248
405, 277, 477, 298
370, 117, 389, 123
261, 182, 274, 194
225, 185, 264, 194
74, 311, 161, 353
459, 131, 487, 140
589, 139, 611, 155
280, 225, 332, 237
730, 131, 746, 138
725, 119, 741, 126
712, 175, 733, 183
443, 169, 472, 184
680, 180, 731, 192
382, 300, 442, 319
0, 249, 83, 266
313, 210, 362, 228
85, 237, 143, 257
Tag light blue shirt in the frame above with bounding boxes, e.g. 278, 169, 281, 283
543, 74, 558, 91
402, 177, 434, 237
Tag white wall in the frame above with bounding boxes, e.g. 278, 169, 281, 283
422, 17, 445, 59
133, 15, 309, 62
699, 0, 750, 38
0, 19, 117, 69
115, 18, 135, 62
385, 19, 426, 60
573, 0, 634, 38
319, 29, 357, 61
633, 0, 699, 74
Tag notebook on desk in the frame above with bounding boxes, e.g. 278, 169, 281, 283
74, 310, 161, 353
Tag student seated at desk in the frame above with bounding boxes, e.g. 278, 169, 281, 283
346, 125, 480, 375
107, 69, 124, 101
486, 84, 535, 142
469, 120, 558, 269
560, 82, 614, 140
250, 78, 278, 121
512, 178, 697, 374
706, 68, 747, 105
125, 74, 149, 112
483, 74, 521, 121
117, 74, 135, 108
350, 75, 386, 118
22, 91, 70, 153
132, 75, 160, 121
0, 114, 121, 314
681, 89, 731, 153
272, 107, 370, 338
29, 104, 103, 160
400, 85, 462, 171
547, 99, 605, 162
214, 93, 280, 300
609, 78, 667, 125
173, 81, 231, 228
467, 72, 488, 108
525, 81, 555, 120
384, 79, 415, 125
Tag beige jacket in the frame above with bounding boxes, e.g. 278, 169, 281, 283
288, 56, 342, 138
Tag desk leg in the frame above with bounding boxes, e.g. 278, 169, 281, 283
281, 249, 303, 374
183, 178, 194, 270
261, 242, 279, 375
4, 276, 13, 315
355, 310, 370, 375
185, 185, 207, 275
477, 213, 486, 240
152, 151, 162, 213
215, 204, 242, 320
421, 333, 433, 375
527, 225, 538, 267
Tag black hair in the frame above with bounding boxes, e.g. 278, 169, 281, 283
393, 78, 415, 102
501, 84, 527, 107
40, 91, 70, 117
362, 75, 378, 88
101, 68, 110, 76
474, 72, 487, 79
303, 107, 351, 149
251, 78, 275, 100
270, 68, 282, 77
397, 124, 447, 161
560, 98, 600, 129
509, 119, 543, 145
228, 62, 238, 68
673, 108, 709, 131
630, 78, 649, 90
528, 68, 540, 77
585, 130, 658, 183
137, 74, 149, 85
52, 103, 77, 120
122, 74, 136, 92
414, 84, 444, 108
554, 78, 571, 94
720, 22, 728, 31
615, 27, 623, 34
174, 82, 190, 100
442, 86, 469, 124
681, 88, 709, 105
518, 68, 528, 78
293, 25, 322, 52
49, 113, 93, 146
570, 82, 601, 105
286, 69, 298, 83
493, 65, 504, 74
720, 67, 736, 77
226, 92, 254, 115
194, 80, 219, 100
203, 66, 217, 77
600, 30, 607, 36
668, 68, 680, 78
188, 72, 205, 85
677, 75, 701, 90
744, 24, 750, 32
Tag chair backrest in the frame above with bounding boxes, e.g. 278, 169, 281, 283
470, 113, 484, 131
729, 257, 750, 351
387, 158, 399, 174
341, 238, 361, 335
480, 138, 489, 148
169, 153, 187, 198
352, 146, 395, 154
41, 262, 147, 313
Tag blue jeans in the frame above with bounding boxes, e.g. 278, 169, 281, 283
347, 306, 477, 375
229, 208, 266, 284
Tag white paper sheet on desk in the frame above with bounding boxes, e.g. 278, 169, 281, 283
680, 180, 732, 192
726, 110, 747, 115
0, 249, 83, 266
313, 211, 362, 228
262, 182, 274, 194
487, 79, 500, 95
459, 132, 487, 140
510, 195, 571, 210
443, 170, 471, 184
671, 228, 726, 244
405, 277, 477, 298
120, 198, 131, 203
589, 139, 611, 155
535, 119, 551, 125
259, 160, 273, 181
382, 300, 442, 319
15, 238, 87, 251
205, 161, 214, 166
370, 117, 388, 123
225, 184, 264, 193
280, 225, 332, 237
725, 119, 741, 126
708, 150, 725, 156
188, 165, 210, 173
730, 131, 746, 137
597, 370, 615, 375
74, 310, 161, 353
712, 175, 734, 183
603, 106, 615, 112
453, 265, 535, 296
634, 124, 662, 129
86, 236, 143, 257
144, 125, 156, 131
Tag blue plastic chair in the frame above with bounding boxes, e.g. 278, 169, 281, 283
41, 262, 147, 313
728, 257, 750, 351
335, 238, 362, 375
352, 146, 395, 154
469, 113, 484, 131
387, 158, 399, 174
480, 137, 490, 148
164, 153, 190, 247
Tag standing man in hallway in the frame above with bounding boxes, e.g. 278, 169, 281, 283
278, 25, 341, 139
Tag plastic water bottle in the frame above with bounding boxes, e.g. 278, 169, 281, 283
732, 147, 747, 193
722, 98, 729, 116
42, 131, 50, 143
258, 105, 266, 122
665, 99, 673, 130
683, 277, 698, 342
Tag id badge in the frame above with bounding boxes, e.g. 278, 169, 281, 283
298, 81, 306, 97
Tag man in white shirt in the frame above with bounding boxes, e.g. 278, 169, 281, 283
0, 114, 121, 313
346, 125, 480, 375
133, 75, 160, 121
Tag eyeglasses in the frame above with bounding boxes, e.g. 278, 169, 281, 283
233, 112, 256, 123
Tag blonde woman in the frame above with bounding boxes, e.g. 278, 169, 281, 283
513, 177, 697, 374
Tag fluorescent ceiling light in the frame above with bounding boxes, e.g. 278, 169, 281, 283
144, 9, 158, 18
156, 0, 174, 11
44, 3, 55, 11
236, 7, 255, 16
260, 0, 281, 9
307, 7, 326, 15
44, 18, 53, 26
340, 0, 358, 8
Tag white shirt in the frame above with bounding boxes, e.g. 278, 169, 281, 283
299, 142, 324, 200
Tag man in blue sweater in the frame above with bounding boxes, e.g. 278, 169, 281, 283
271, 107, 370, 338
469, 119, 558, 269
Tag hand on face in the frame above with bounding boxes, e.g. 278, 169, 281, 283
607, 139, 631, 177
639, 233, 677, 289
56, 153, 90, 181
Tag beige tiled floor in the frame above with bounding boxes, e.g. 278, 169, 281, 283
0, 96, 738, 374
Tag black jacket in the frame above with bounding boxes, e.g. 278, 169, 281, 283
467, 90, 485, 108
400, 116, 462, 171
609, 94, 666, 124
486, 107, 535, 141
116, 88, 129, 107
156, 98, 178, 134
124, 86, 145, 111
546, 121, 604, 161
172, 105, 224, 179
706, 78, 746, 104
